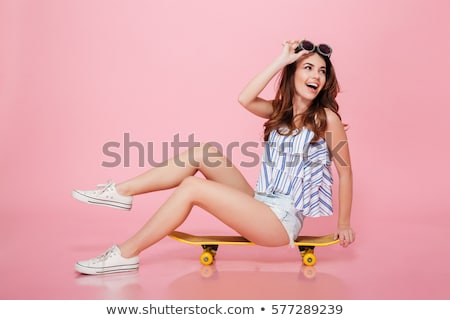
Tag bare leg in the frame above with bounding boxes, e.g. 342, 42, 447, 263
119, 176, 290, 258
116, 143, 253, 196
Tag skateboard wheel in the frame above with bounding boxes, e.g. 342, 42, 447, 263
303, 252, 316, 266
200, 251, 214, 265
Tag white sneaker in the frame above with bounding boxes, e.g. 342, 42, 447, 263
72, 180, 132, 210
75, 245, 139, 275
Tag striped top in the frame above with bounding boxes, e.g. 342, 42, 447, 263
255, 127, 333, 217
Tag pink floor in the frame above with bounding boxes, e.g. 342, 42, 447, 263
1, 193, 449, 300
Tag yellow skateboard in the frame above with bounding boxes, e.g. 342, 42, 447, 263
169, 230, 339, 266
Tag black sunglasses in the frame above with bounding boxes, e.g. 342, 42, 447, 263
294, 40, 332, 58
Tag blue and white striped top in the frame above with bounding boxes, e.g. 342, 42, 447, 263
255, 127, 333, 217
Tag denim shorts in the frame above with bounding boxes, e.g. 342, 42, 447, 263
254, 192, 304, 247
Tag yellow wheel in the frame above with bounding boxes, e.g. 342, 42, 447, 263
200, 251, 214, 265
303, 252, 316, 266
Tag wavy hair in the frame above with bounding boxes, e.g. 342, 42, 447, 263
263, 52, 342, 141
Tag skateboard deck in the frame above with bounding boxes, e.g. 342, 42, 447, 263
169, 230, 339, 266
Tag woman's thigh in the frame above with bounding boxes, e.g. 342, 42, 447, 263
181, 176, 290, 247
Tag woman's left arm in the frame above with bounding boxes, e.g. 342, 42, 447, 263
324, 109, 355, 247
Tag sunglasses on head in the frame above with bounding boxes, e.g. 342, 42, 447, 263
294, 40, 332, 58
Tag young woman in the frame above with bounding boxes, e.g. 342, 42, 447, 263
72, 39, 355, 275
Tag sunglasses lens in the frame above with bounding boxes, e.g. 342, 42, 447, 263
301, 40, 314, 51
295, 40, 332, 57
318, 44, 332, 56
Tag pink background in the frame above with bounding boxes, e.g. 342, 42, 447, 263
1, 0, 450, 299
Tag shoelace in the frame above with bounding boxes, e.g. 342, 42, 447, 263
94, 246, 116, 262
95, 180, 114, 194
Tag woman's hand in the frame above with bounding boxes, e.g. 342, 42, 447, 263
238, 39, 308, 118
334, 225, 355, 248
276, 40, 307, 66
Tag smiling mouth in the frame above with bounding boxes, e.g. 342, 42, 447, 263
306, 83, 319, 91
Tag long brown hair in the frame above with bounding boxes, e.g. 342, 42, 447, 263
263, 52, 341, 141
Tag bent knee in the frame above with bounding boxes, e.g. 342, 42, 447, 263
191, 143, 228, 168
179, 175, 201, 187
177, 176, 211, 203
193, 142, 223, 157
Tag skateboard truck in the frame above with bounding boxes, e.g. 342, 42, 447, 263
298, 246, 317, 266
200, 244, 218, 265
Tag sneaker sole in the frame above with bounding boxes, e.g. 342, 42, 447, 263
75, 262, 139, 275
72, 190, 132, 210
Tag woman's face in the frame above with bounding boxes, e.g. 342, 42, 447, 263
294, 53, 327, 103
